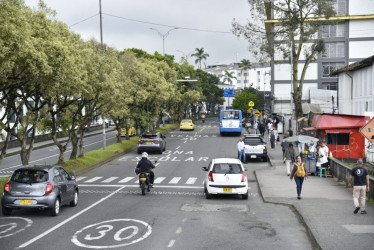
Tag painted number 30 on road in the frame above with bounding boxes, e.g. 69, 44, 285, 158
71, 219, 152, 249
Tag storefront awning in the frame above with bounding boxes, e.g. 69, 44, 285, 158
303, 127, 316, 131
325, 129, 353, 133
311, 114, 369, 129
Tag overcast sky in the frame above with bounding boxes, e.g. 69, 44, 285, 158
25, 0, 253, 67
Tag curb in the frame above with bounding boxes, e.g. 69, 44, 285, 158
259, 155, 321, 250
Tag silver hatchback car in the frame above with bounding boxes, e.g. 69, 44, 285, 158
1, 165, 78, 216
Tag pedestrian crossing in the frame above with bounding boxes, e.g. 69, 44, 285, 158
77, 176, 203, 185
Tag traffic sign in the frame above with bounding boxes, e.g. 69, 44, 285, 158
223, 89, 234, 97
248, 101, 254, 107
359, 117, 374, 142
254, 110, 261, 117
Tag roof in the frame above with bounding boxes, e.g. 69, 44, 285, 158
310, 114, 370, 129
212, 158, 242, 164
331, 55, 374, 75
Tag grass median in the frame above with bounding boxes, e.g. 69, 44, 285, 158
0, 123, 179, 199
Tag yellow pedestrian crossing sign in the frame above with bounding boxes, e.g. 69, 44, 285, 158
254, 110, 261, 117
248, 101, 254, 107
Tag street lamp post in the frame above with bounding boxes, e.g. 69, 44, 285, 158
149, 27, 179, 55
99, 0, 106, 149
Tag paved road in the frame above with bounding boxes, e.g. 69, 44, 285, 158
0, 129, 118, 176
1, 118, 313, 249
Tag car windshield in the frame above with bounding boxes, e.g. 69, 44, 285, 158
181, 120, 191, 123
141, 134, 158, 139
213, 163, 242, 174
244, 138, 263, 145
12, 169, 49, 183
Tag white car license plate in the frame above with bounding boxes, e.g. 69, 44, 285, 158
251, 155, 256, 158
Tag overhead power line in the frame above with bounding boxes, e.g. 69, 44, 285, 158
103, 13, 232, 34
69, 13, 100, 28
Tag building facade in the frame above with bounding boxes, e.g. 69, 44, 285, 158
204, 63, 271, 110
268, 0, 374, 129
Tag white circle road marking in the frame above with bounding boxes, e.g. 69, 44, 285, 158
0, 217, 33, 239
71, 219, 152, 249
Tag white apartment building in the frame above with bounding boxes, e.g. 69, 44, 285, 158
205, 63, 271, 110
267, 0, 374, 129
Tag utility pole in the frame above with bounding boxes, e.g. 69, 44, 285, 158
99, 0, 106, 149
290, 41, 294, 129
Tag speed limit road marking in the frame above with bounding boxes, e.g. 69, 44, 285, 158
71, 219, 152, 249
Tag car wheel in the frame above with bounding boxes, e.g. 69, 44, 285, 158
205, 192, 212, 199
262, 157, 268, 162
242, 191, 249, 200
158, 149, 163, 154
137, 149, 142, 154
50, 198, 60, 216
2, 206, 12, 216
70, 190, 78, 207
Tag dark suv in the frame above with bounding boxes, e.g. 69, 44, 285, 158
1, 165, 78, 216
137, 132, 166, 154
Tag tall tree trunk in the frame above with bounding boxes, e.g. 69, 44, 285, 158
20, 136, 34, 166
0, 132, 11, 166
52, 134, 68, 164
70, 131, 79, 160
78, 127, 85, 158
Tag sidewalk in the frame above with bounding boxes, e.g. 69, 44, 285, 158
5, 127, 115, 156
250, 128, 374, 250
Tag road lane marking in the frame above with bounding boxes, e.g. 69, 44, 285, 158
343, 225, 374, 233
118, 177, 135, 183
168, 240, 175, 248
101, 177, 119, 183
176, 227, 182, 234
79, 184, 204, 189
84, 177, 103, 183
169, 177, 181, 184
154, 177, 166, 184
185, 177, 197, 185
17, 186, 126, 249
76, 177, 87, 182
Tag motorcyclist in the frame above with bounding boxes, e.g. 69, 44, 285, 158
135, 152, 155, 187
201, 114, 206, 123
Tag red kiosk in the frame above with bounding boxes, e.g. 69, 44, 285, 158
305, 114, 369, 159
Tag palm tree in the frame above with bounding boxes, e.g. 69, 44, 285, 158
191, 48, 209, 69
223, 70, 237, 85
239, 59, 252, 89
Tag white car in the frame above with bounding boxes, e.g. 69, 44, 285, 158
202, 158, 248, 200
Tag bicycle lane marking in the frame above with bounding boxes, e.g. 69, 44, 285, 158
17, 185, 126, 249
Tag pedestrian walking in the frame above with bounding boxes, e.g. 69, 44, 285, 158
284, 143, 296, 176
253, 121, 258, 134
290, 155, 308, 199
317, 142, 329, 172
288, 128, 293, 137
270, 130, 276, 149
259, 122, 266, 138
267, 122, 273, 136
348, 159, 370, 214
237, 137, 246, 163
281, 132, 290, 158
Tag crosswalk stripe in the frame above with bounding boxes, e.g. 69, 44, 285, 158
169, 177, 181, 184
118, 177, 135, 183
186, 177, 197, 185
84, 177, 103, 183
76, 176, 87, 182
154, 177, 166, 184
101, 177, 119, 183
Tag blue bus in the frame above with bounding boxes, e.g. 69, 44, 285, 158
219, 109, 243, 135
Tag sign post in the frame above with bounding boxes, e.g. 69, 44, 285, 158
359, 117, 374, 143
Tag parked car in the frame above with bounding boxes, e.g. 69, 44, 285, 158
202, 158, 248, 200
137, 132, 166, 154
116, 127, 136, 137
180, 119, 195, 131
243, 134, 268, 162
1, 165, 79, 216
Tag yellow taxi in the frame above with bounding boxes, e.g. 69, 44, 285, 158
116, 127, 136, 137
180, 119, 195, 131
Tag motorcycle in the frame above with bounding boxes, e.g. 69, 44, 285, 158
136, 160, 157, 196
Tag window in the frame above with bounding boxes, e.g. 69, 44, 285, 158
238, 73, 241, 77
59, 168, 70, 181
322, 43, 345, 58
257, 71, 261, 83
322, 62, 345, 77
322, 23, 345, 38
244, 80, 249, 83
213, 163, 242, 174
326, 133, 349, 145
237, 80, 241, 83
53, 168, 63, 182
222, 111, 240, 119
329, 0, 346, 15
322, 82, 338, 90
243, 73, 248, 76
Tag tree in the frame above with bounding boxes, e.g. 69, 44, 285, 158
232, 0, 336, 118
239, 59, 252, 88
222, 71, 237, 85
232, 87, 264, 115
191, 48, 209, 69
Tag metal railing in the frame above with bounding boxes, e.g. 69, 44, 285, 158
330, 157, 374, 200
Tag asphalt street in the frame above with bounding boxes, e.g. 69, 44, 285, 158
1, 118, 313, 249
